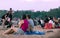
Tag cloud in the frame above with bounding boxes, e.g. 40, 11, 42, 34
0, 0, 60, 11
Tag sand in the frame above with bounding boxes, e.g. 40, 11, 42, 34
0, 25, 60, 38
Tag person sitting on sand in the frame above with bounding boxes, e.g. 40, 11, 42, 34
26, 15, 34, 32
49, 17, 55, 28
1, 14, 7, 28
44, 18, 53, 29
3, 14, 29, 35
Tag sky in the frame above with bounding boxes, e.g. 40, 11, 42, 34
0, 0, 60, 11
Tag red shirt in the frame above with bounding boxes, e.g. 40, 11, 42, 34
20, 19, 29, 32
44, 23, 52, 29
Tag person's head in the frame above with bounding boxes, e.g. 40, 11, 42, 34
8, 8, 13, 14
49, 17, 53, 20
10, 8, 12, 11
22, 14, 27, 20
26, 14, 31, 19
44, 18, 49, 23
53, 17, 57, 21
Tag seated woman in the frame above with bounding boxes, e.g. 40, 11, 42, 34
44, 18, 53, 29
3, 14, 29, 35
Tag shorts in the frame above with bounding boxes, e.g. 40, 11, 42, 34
16, 28, 24, 35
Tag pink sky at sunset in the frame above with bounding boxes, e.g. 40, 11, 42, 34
0, 0, 60, 11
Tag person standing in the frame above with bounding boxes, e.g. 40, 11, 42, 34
2, 8, 13, 28
6, 8, 13, 28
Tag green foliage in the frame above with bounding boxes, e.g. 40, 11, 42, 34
0, 10, 7, 18
0, 7, 60, 19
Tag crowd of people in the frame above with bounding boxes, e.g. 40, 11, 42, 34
33, 16, 60, 29
1, 8, 60, 35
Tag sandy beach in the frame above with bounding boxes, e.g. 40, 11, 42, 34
0, 26, 60, 38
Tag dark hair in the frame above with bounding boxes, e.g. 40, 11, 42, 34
22, 14, 26, 20
10, 8, 12, 10
49, 17, 53, 20
44, 18, 49, 23
27, 15, 31, 19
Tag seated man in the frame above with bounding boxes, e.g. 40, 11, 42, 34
26, 15, 34, 32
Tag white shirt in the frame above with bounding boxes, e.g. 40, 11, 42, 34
49, 20, 55, 25
40, 20, 44, 24
28, 19, 34, 28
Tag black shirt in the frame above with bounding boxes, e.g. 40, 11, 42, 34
2, 13, 12, 21
6, 13, 12, 21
